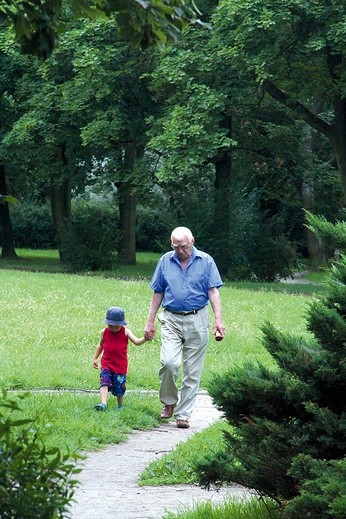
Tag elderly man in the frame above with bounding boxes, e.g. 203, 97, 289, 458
144, 226, 225, 428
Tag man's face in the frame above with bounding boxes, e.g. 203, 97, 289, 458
171, 235, 194, 261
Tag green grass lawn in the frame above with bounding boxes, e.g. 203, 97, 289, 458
1, 269, 316, 391
0, 248, 161, 278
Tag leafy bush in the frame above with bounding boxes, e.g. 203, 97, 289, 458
246, 219, 296, 282
136, 206, 177, 252
11, 202, 56, 249
60, 201, 118, 271
0, 390, 81, 519
204, 186, 295, 281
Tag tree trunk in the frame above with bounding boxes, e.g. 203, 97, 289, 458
49, 144, 72, 261
117, 183, 137, 265
213, 153, 232, 275
211, 115, 232, 276
0, 164, 18, 259
116, 143, 139, 265
301, 122, 325, 269
302, 179, 325, 269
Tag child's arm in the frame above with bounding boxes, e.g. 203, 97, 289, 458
126, 328, 147, 346
93, 331, 104, 369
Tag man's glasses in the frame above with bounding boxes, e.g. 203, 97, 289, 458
171, 243, 189, 251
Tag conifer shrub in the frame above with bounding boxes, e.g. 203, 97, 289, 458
0, 390, 81, 518
197, 258, 346, 518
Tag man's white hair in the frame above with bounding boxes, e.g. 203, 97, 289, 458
171, 226, 194, 242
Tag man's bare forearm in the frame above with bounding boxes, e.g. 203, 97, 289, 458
145, 292, 163, 339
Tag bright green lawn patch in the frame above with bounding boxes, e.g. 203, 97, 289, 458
8, 391, 162, 453
0, 248, 161, 279
163, 497, 280, 519
1, 270, 314, 390
228, 279, 328, 296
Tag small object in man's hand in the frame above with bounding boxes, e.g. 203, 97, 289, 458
215, 331, 223, 341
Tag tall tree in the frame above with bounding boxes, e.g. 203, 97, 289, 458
60, 18, 158, 264
147, 22, 313, 277
0, 30, 38, 258
213, 0, 346, 202
0, 166, 17, 258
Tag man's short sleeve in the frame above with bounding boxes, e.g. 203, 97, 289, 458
150, 258, 165, 292
208, 256, 223, 289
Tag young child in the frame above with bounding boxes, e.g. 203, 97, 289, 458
93, 306, 147, 411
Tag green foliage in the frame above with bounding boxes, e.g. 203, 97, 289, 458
232, 208, 295, 282
11, 202, 56, 249
283, 456, 346, 519
197, 258, 346, 515
60, 201, 118, 271
0, 390, 80, 519
163, 497, 280, 519
136, 206, 177, 253
0, 195, 18, 204
2, 0, 201, 58
305, 210, 346, 251
209, 185, 296, 281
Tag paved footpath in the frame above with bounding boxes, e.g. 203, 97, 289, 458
69, 391, 251, 519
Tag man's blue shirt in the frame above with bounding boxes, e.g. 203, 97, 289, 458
150, 246, 223, 312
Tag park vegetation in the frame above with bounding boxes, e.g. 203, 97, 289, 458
1, 0, 346, 281
1, 1, 346, 518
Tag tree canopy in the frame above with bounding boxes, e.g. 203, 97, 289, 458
0, 0, 203, 58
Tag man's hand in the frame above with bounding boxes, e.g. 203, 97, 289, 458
144, 321, 156, 341
213, 322, 225, 340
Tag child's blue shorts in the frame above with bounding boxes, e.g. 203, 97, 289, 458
100, 369, 126, 397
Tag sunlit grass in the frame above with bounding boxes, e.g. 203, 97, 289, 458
0, 256, 329, 461
0, 251, 333, 519
0, 270, 316, 391
0, 248, 161, 278
163, 497, 280, 519
8, 390, 162, 453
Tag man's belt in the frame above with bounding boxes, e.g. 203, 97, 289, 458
165, 308, 202, 316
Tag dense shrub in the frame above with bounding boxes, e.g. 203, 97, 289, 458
202, 187, 296, 281
136, 206, 177, 252
245, 219, 296, 282
0, 390, 80, 519
11, 202, 56, 249
60, 201, 118, 271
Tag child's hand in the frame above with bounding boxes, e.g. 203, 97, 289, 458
93, 359, 99, 369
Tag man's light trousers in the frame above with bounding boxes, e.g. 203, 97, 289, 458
158, 306, 209, 421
